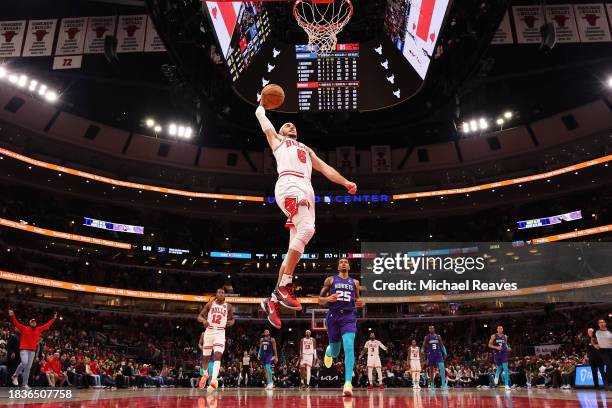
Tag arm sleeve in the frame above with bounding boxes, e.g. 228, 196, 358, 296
10, 314, 27, 333
255, 106, 275, 133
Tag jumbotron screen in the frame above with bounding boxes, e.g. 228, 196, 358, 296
384, 0, 452, 79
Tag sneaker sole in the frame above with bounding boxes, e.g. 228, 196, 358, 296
260, 299, 282, 329
279, 300, 303, 311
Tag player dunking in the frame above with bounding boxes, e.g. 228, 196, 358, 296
255, 105, 357, 329
258, 329, 278, 390
196, 289, 235, 393
359, 332, 387, 389
408, 339, 422, 389
319, 258, 364, 396
488, 325, 512, 390
422, 325, 447, 389
299, 330, 317, 388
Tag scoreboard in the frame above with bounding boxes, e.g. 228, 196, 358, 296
295, 44, 359, 111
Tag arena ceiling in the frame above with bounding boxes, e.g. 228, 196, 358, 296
2, 0, 612, 149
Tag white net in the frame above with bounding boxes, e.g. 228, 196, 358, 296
293, 0, 353, 54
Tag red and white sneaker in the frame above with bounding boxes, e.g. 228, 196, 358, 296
261, 298, 282, 329
274, 286, 302, 311
368, 384, 374, 390
378, 384, 384, 390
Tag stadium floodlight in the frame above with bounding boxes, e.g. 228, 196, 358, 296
17, 75, 27, 87
38, 84, 47, 96
496, 118, 504, 125
461, 122, 470, 133
479, 118, 488, 129
608, 76, 612, 88
177, 126, 185, 137
145, 118, 155, 128
168, 123, 177, 136
8, 74, 18, 84
154, 125, 162, 132
185, 127, 193, 138
503, 111, 513, 119
0, 66, 6, 78
469, 120, 478, 131
44, 91, 58, 102
28, 80, 37, 91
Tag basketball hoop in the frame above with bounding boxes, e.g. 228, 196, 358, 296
293, 0, 353, 54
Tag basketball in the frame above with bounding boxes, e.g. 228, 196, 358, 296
261, 84, 285, 110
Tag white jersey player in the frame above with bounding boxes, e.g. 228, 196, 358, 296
197, 289, 235, 393
360, 333, 388, 389
299, 330, 317, 388
408, 339, 422, 389
255, 105, 357, 329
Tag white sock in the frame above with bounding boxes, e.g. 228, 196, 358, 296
212, 361, 221, 381
279, 273, 292, 287
306, 366, 311, 385
368, 368, 373, 385
377, 368, 383, 383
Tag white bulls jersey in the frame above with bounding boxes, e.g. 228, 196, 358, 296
273, 137, 313, 180
207, 301, 228, 330
302, 338, 315, 355
365, 340, 386, 359
409, 346, 420, 361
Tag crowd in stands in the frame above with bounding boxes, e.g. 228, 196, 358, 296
0, 296, 609, 390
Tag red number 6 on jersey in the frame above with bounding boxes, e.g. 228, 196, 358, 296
297, 149, 307, 164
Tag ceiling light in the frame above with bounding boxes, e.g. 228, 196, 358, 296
28, 80, 37, 91
8, 74, 18, 83
479, 118, 488, 129
38, 84, 47, 95
461, 122, 470, 133
504, 111, 513, 119
177, 126, 185, 137
154, 125, 162, 132
496, 118, 504, 125
0, 66, 6, 78
168, 123, 177, 136
469, 120, 478, 131
607, 76, 612, 87
145, 118, 155, 128
44, 91, 58, 102
17, 75, 27, 87
185, 127, 193, 138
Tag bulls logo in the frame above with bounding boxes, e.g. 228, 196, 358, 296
33, 30, 49, 41
298, 149, 307, 164
552, 15, 568, 28
93, 26, 109, 38
125, 25, 139, 37
2, 30, 17, 42
521, 15, 538, 28
583, 14, 600, 26
66, 27, 80, 39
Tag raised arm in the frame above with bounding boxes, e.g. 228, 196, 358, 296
38, 313, 58, 332
197, 301, 212, 327
255, 106, 283, 151
318, 277, 337, 305
8, 310, 27, 333
309, 149, 356, 194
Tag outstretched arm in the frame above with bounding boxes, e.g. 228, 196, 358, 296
8, 310, 27, 333
309, 149, 357, 194
255, 106, 283, 151
38, 313, 58, 332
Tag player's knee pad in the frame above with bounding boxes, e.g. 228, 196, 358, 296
289, 222, 315, 253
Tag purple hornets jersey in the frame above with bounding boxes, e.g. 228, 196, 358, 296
328, 275, 356, 312
426, 334, 443, 357
493, 334, 508, 363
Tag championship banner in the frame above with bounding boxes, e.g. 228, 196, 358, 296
546, 5, 580, 43
534, 344, 561, 356
144, 16, 166, 52
371, 145, 392, 173
512, 5, 544, 43
336, 146, 357, 173
0, 20, 26, 57
116, 14, 146, 53
491, 11, 514, 44
52, 55, 83, 70
263, 148, 276, 175
22, 19, 57, 57
55, 17, 88, 56
84, 16, 116, 54
574, 3, 612, 42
